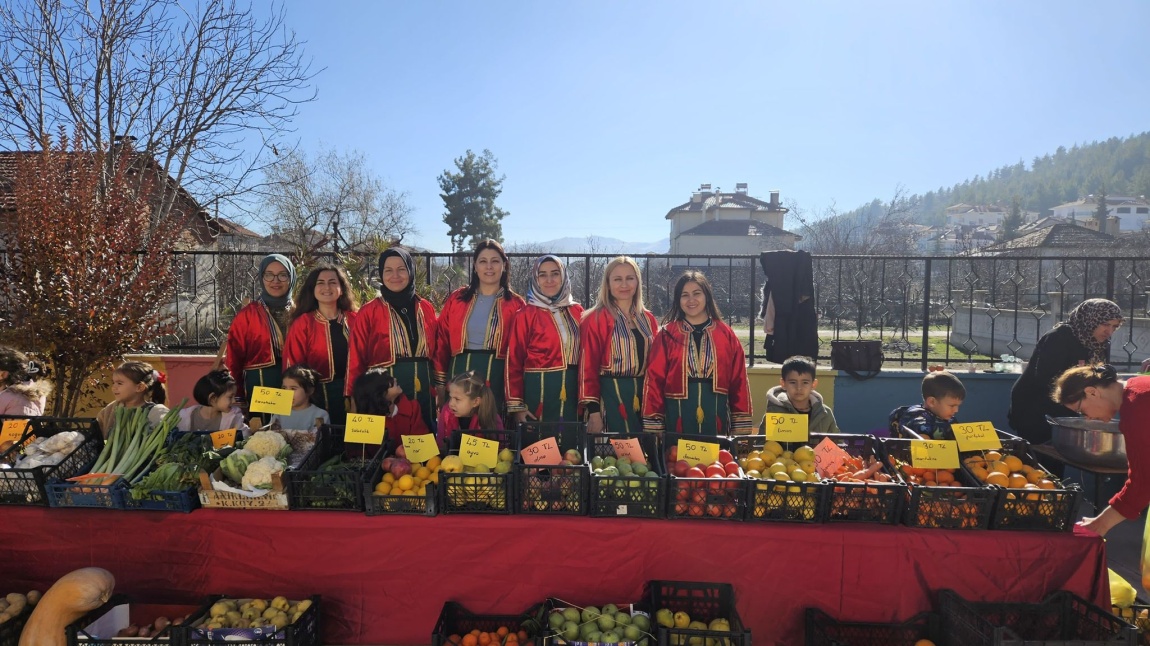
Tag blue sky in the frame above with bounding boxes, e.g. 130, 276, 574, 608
278, 0, 1150, 252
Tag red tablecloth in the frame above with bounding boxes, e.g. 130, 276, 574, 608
0, 507, 1109, 645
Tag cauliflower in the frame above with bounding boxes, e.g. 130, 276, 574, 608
241, 456, 285, 491
244, 430, 289, 459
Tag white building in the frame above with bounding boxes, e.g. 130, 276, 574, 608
1051, 195, 1150, 231
945, 203, 1037, 227
666, 183, 800, 255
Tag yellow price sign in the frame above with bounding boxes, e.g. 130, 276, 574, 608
0, 419, 31, 444
345, 413, 386, 445
910, 440, 960, 470
951, 421, 1001, 452
210, 428, 239, 449
459, 433, 499, 469
248, 387, 293, 416
677, 438, 719, 468
764, 413, 809, 442
402, 433, 440, 463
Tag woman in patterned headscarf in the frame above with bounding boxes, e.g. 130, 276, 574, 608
1009, 298, 1124, 445
506, 255, 584, 424
226, 253, 297, 403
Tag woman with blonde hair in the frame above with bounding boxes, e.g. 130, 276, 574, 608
579, 256, 657, 433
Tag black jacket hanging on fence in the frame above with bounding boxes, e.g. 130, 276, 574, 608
758, 250, 818, 363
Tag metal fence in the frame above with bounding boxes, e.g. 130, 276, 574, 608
24, 250, 1150, 370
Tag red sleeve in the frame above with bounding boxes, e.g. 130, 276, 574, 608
225, 305, 253, 397
433, 294, 457, 385
504, 307, 530, 412
578, 310, 606, 406
641, 328, 670, 431
282, 316, 308, 371
420, 299, 439, 362
722, 324, 753, 435
345, 306, 371, 397
1110, 378, 1150, 519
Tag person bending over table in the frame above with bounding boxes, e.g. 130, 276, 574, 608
1052, 363, 1150, 537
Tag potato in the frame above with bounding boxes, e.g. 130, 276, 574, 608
117, 625, 139, 637
25, 590, 40, 605
0, 612, 12, 624
154, 616, 171, 632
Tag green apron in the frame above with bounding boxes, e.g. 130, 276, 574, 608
244, 366, 283, 405
664, 378, 730, 436
599, 375, 645, 434
449, 350, 506, 411
524, 366, 580, 422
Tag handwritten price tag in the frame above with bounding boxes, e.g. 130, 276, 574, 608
460, 433, 499, 469
210, 428, 238, 449
910, 440, 960, 469
248, 387, 293, 416
677, 438, 719, 467
813, 437, 852, 478
402, 434, 440, 463
610, 438, 647, 465
521, 437, 562, 466
345, 413, 386, 445
764, 413, 809, 442
951, 421, 1001, 452
0, 419, 31, 444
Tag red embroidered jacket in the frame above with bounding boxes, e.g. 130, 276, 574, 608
641, 319, 752, 435
433, 287, 526, 385
578, 307, 658, 408
226, 301, 280, 398
283, 310, 359, 383
346, 297, 438, 396
505, 303, 585, 413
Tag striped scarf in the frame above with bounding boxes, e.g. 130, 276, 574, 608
682, 320, 715, 379
387, 301, 429, 358
259, 300, 287, 358
608, 308, 654, 376
552, 308, 581, 366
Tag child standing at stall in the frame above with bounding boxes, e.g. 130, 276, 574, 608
177, 369, 249, 436
760, 356, 839, 434
269, 365, 329, 430
889, 370, 966, 439
351, 368, 429, 438
437, 371, 503, 444
97, 361, 171, 438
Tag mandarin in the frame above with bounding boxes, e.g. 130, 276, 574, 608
989, 461, 1011, 475
985, 472, 1009, 487
1008, 474, 1028, 489
1003, 455, 1024, 472
397, 474, 415, 491
1027, 470, 1047, 484
984, 450, 1003, 462
462, 635, 478, 646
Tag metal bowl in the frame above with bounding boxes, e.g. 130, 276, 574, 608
1047, 416, 1127, 469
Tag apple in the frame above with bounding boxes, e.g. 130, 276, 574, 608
674, 460, 691, 477
686, 466, 706, 478
668, 446, 678, 462
564, 448, 582, 465
704, 464, 725, 478
718, 449, 734, 465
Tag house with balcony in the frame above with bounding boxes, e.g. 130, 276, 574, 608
1051, 195, 1150, 231
666, 183, 800, 255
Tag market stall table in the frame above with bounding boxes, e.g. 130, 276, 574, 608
0, 507, 1109, 646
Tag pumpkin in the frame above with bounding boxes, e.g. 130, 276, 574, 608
19, 567, 115, 646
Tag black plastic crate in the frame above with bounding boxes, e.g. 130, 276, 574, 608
0, 602, 31, 646
284, 428, 374, 511
812, 434, 905, 524
180, 595, 321, 646
540, 597, 652, 645
880, 438, 996, 530
662, 434, 749, 521
65, 593, 202, 645
588, 432, 666, 519
515, 421, 589, 515
960, 440, 1081, 532
440, 429, 516, 514
1114, 604, 1150, 646
45, 476, 126, 509
121, 480, 200, 513
805, 608, 940, 646
940, 588, 1137, 645
430, 602, 543, 646
0, 417, 103, 506
646, 580, 750, 646
364, 443, 437, 516
732, 436, 827, 523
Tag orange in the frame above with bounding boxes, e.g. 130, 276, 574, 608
1027, 470, 1047, 484
1020, 464, 1034, 474
989, 461, 1010, 475
448, 635, 462, 646
970, 466, 989, 482
470, 630, 481, 637
985, 472, 1009, 487
397, 474, 415, 491
936, 470, 954, 484
1003, 455, 1024, 472
915, 640, 937, 646
497, 627, 510, 638
1008, 474, 1028, 489
426, 455, 442, 471
963, 455, 985, 468
984, 450, 1003, 463
462, 635, 478, 646
415, 467, 432, 480
1038, 479, 1057, 490
479, 633, 491, 646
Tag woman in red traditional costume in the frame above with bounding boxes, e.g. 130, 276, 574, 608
579, 256, 657, 434
226, 253, 296, 403
642, 270, 752, 436
434, 239, 525, 411
506, 255, 584, 424
283, 263, 359, 425
347, 247, 438, 431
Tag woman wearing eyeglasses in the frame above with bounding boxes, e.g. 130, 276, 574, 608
1008, 298, 1124, 445
226, 253, 297, 402
347, 247, 439, 431
1052, 364, 1150, 536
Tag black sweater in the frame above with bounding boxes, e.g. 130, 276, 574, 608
1007, 325, 1098, 444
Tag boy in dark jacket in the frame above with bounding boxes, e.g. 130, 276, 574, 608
890, 371, 966, 439
760, 356, 839, 434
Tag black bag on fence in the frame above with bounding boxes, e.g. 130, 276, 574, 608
830, 340, 884, 381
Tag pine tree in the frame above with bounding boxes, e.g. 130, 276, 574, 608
438, 149, 508, 253
1093, 187, 1109, 232
1001, 196, 1024, 241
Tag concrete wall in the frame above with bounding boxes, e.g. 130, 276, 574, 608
953, 306, 1150, 364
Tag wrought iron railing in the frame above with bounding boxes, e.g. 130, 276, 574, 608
9, 251, 1150, 370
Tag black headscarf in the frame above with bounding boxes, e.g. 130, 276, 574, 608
378, 247, 419, 344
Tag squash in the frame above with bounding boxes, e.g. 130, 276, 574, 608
19, 567, 115, 646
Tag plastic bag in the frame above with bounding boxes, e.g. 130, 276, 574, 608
1142, 513, 1150, 593
1111, 568, 1137, 608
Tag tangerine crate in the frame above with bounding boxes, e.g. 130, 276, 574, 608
440, 429, 516, 514
364, 441, 437, 517
939, 588, 1137, 645
65, 593, 203, 645
180, 595, 321, 646
812, 433, 905, 524
0, 417, 103, 506
430, 602, 543, 646
515, 421, 589, 515
805, 608, 940, 646
880, 438, 996, 530
732, 435, 827, 524
588, 432, 665, 519
284, 427, 375, 511
663, 435, 749, 521
960, 439, 1081, 532
646, 580, 750, 646
45, 476, 126, 509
